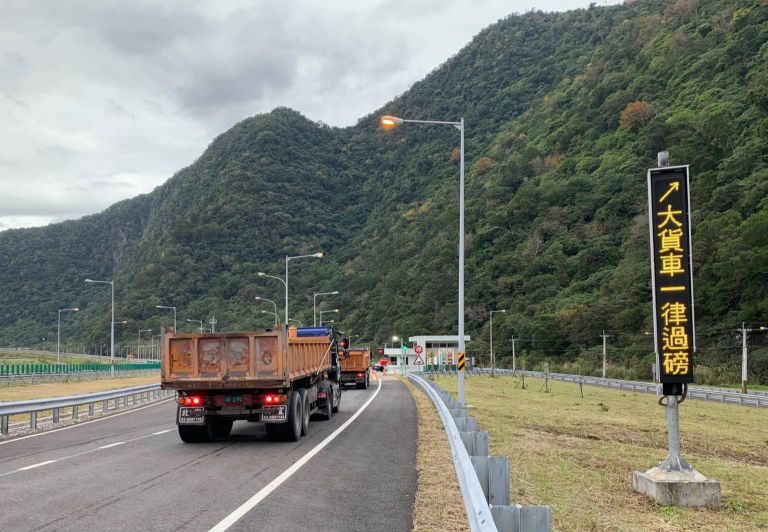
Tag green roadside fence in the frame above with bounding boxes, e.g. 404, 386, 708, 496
0, 362, 160, 376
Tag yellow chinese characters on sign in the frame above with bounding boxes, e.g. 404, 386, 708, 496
649, 166, 695, 385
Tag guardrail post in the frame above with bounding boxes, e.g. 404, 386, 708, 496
1, 415, 8, 435
489, 456, 510, 506
103, 400, 109, 413
471, 456, 490, 500
53, 407, 60, 424
89, 402, 95, 416
30, 411, 37, 430
72, 404, 79, 419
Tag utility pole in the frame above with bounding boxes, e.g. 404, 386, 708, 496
511, 335, 517, 374
600, 330, 610, 378
736, 323, 767, 394
210, 315, 217, 333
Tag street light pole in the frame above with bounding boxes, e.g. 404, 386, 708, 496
489, 309, 507, 377
255, 296, 279, 323
319, 309, 339, 326
284, 252, 323, 326
380, 115, 466, 406
261, 310, 280, 324
313, 290, 339, 326
57, 307, 79, 364
156, 305, 177, 332
85, 278, 115, 376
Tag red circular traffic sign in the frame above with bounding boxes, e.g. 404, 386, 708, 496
414, 345, 423, 355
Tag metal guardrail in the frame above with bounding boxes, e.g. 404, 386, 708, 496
0, 384, 174, 435
436, 369, 768, 409
409, 373, 498, 532
409, 373, 550, 531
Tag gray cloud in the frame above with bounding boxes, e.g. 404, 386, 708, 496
0, 0, 620, 232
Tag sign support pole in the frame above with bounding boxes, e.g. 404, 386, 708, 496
632, 151, 720, 507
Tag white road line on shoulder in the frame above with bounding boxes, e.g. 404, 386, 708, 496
17, 460, 57, 471
0, 427, 176, 478
0, 397, 175, 446
208, 378, 383, 532
98, 441, 125, 449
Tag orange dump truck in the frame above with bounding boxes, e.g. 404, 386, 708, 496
161, 326, 347, 443
339, 346, 371, 389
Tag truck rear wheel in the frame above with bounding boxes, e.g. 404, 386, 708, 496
178, 424, 207, 443
298, 388, 310, 436
210, 418, 233, 438
322, 394, 332, 420
332, 386, 340, 413
283, 391, 302, 442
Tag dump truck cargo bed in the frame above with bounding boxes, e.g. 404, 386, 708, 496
161, 328, 334, 390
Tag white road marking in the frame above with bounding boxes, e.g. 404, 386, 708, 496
17, 460, 57, 471
0, 427, 176, 478
0, 397, 175, 446
208, 378, 383, 532
98, 441, 125, 449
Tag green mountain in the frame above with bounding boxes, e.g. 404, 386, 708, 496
1, 0, 767, 383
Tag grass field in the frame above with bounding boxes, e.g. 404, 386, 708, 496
433, 375, 768, 531
0, 375, 160, 402
0, 350, 106, 365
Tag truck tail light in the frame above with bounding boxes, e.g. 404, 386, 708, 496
263, 394, 287, 404
317, 391, 328, 399
356, 373, 364, 378
179, 395, 203, 406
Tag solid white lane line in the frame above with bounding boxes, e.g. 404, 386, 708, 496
208, 379, 383, 532
0, 397, 175, 446
98, 441, 125, 449
152, 429, 173, 435
17, 460, 57, 471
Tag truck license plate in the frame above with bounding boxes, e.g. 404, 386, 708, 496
178, 407, 205, 425
225, 395, 242, 403
262, 405, 287, 422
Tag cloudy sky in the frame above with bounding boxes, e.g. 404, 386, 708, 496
0, 0, 618, 231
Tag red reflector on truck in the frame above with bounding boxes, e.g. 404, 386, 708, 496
262, 394, 287, 404
178, 395, 203, 406
356, 373, 364, 377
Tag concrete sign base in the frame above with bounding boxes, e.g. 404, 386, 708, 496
633, 467, 721, 508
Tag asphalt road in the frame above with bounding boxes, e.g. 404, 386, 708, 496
0, 376, 417, 531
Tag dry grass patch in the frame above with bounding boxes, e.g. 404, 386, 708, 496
0, 375, 160, 402
402, 376, 469, 532
434, 375, 768, 531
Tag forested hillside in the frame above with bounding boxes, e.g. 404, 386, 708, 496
1, 0, 766, 383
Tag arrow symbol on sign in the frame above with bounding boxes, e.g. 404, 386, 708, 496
659, 181, 680, 203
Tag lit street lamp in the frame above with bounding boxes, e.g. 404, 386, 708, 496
319, 309, 339, 326
85, 278, 115, 375
381, 114, 467, 406
313, 291, 339, 326
489, 309, 507, 376
255, 296, 279, 323
156, 305, 177, 332
288, 319, 303, 327
186, 318, 204, 333
57, 307, 79, 364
